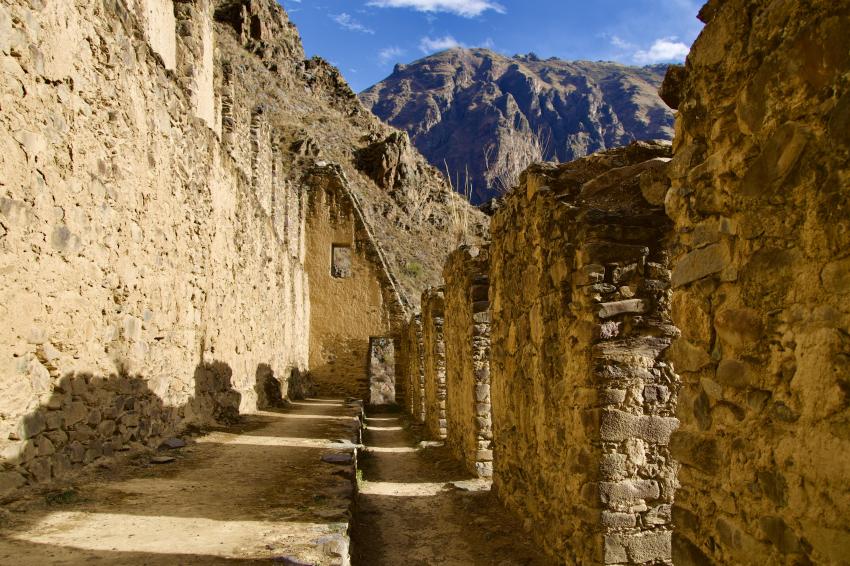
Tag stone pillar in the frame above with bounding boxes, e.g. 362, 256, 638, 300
662, 2, 850, 564
443, 246, 493, 478
404, 315, 426, 423
489, 143, 679, 564
369, 337, 395, 406
422, 288, 447, 439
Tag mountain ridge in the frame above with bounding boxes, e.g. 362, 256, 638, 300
359, 47, 675, 204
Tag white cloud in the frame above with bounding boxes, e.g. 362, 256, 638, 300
610, 35, 635, 50
330, 13, 375, 34
633, 38, 690, 64
419, 35, 465, 53
379, 46, 407, 65
368, 0, 505, 18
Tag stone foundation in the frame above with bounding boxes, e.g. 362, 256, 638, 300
663, 1, 850, 563
489, 143, 679, 564
422, 288, 448, 440
443, 246, 493, 478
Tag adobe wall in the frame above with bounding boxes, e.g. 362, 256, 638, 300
443, 246, 492, 478
0, 0, 308, 492
664, 1, 850, 564
305, 164, 406, 400
489, 143, 679, 564
421, 287, 447, 439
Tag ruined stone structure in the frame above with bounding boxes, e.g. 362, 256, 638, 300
0, 0, 479, 493
443, 246, 493, 478
488, 143, 679, 564
421, 287, 448, 440
304, 164, 407, 400
662, 1, 850, 564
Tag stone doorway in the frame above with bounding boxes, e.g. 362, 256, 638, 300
368, 337, 396, 406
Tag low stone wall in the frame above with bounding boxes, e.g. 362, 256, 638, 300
421, 288, 447, 439
663, 1, 850, 564
443, 246, 492, 478
489, 143, 679, 564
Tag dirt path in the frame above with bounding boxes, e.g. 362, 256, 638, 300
0, 399, 361, 565
351, 411, 550, 566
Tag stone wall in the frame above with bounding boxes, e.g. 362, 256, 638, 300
305, 164, 407, 400
421, 287, 447, 439
663, 1, 850, 564
401, 314, 426, 423
443, 246, 492, 478
0, 0, 311, 491
489, 143, 679, 564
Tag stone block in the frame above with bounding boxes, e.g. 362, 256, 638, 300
19, 411, 46, 439
63, 401, 88, 427
714, 308, 762, 349
605, 530, 671, 564
599, 409, 679, 445
97, 419, 116, 437
599, 453, 629, 481
601, 511, 637, 528
45, 411, 63, 431
599, 479, 660, 506
671, 243, 730, 287
598, 299, 648, 319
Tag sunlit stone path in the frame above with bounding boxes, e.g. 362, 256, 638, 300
351, 411, 549, 566
0, 400, 361, 565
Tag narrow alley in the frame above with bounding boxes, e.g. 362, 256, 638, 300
352, 411, 548, 566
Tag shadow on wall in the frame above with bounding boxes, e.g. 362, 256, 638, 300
0, 359, 295, 495
311, 337, 372, 400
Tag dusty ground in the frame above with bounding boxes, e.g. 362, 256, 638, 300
352, 411, 551, 566
0, 399, 361, 565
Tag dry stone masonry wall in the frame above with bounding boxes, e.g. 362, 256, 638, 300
489, 143, 679, 564
663, 1, 850, 564
422, 287, 448, 440
0, 0, 314, 492
401, 314, 426, 423
443, 246, 493, 478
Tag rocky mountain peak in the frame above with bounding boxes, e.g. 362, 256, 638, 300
360, 48, 675, 204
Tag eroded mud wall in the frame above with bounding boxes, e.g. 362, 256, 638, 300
490, 144, 678, 564
0, 0, 308, 492
665, 1, 850, 563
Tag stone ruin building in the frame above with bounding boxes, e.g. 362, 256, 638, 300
0, 0, 847, 564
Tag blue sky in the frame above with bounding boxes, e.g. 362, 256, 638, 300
280, 0, 704, 92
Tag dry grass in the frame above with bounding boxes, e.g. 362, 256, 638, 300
444, 161, 474, 247
484, 128, 552, 194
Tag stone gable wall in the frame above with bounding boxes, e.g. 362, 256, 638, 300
664, 1, 850, 564
443, 246, 492, 478
489, 143, 679, 564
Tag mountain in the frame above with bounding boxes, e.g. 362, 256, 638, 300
359, 49, 675, 204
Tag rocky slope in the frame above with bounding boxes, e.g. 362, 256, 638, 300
213, 1, 487, 307
360, 48, 674, 203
